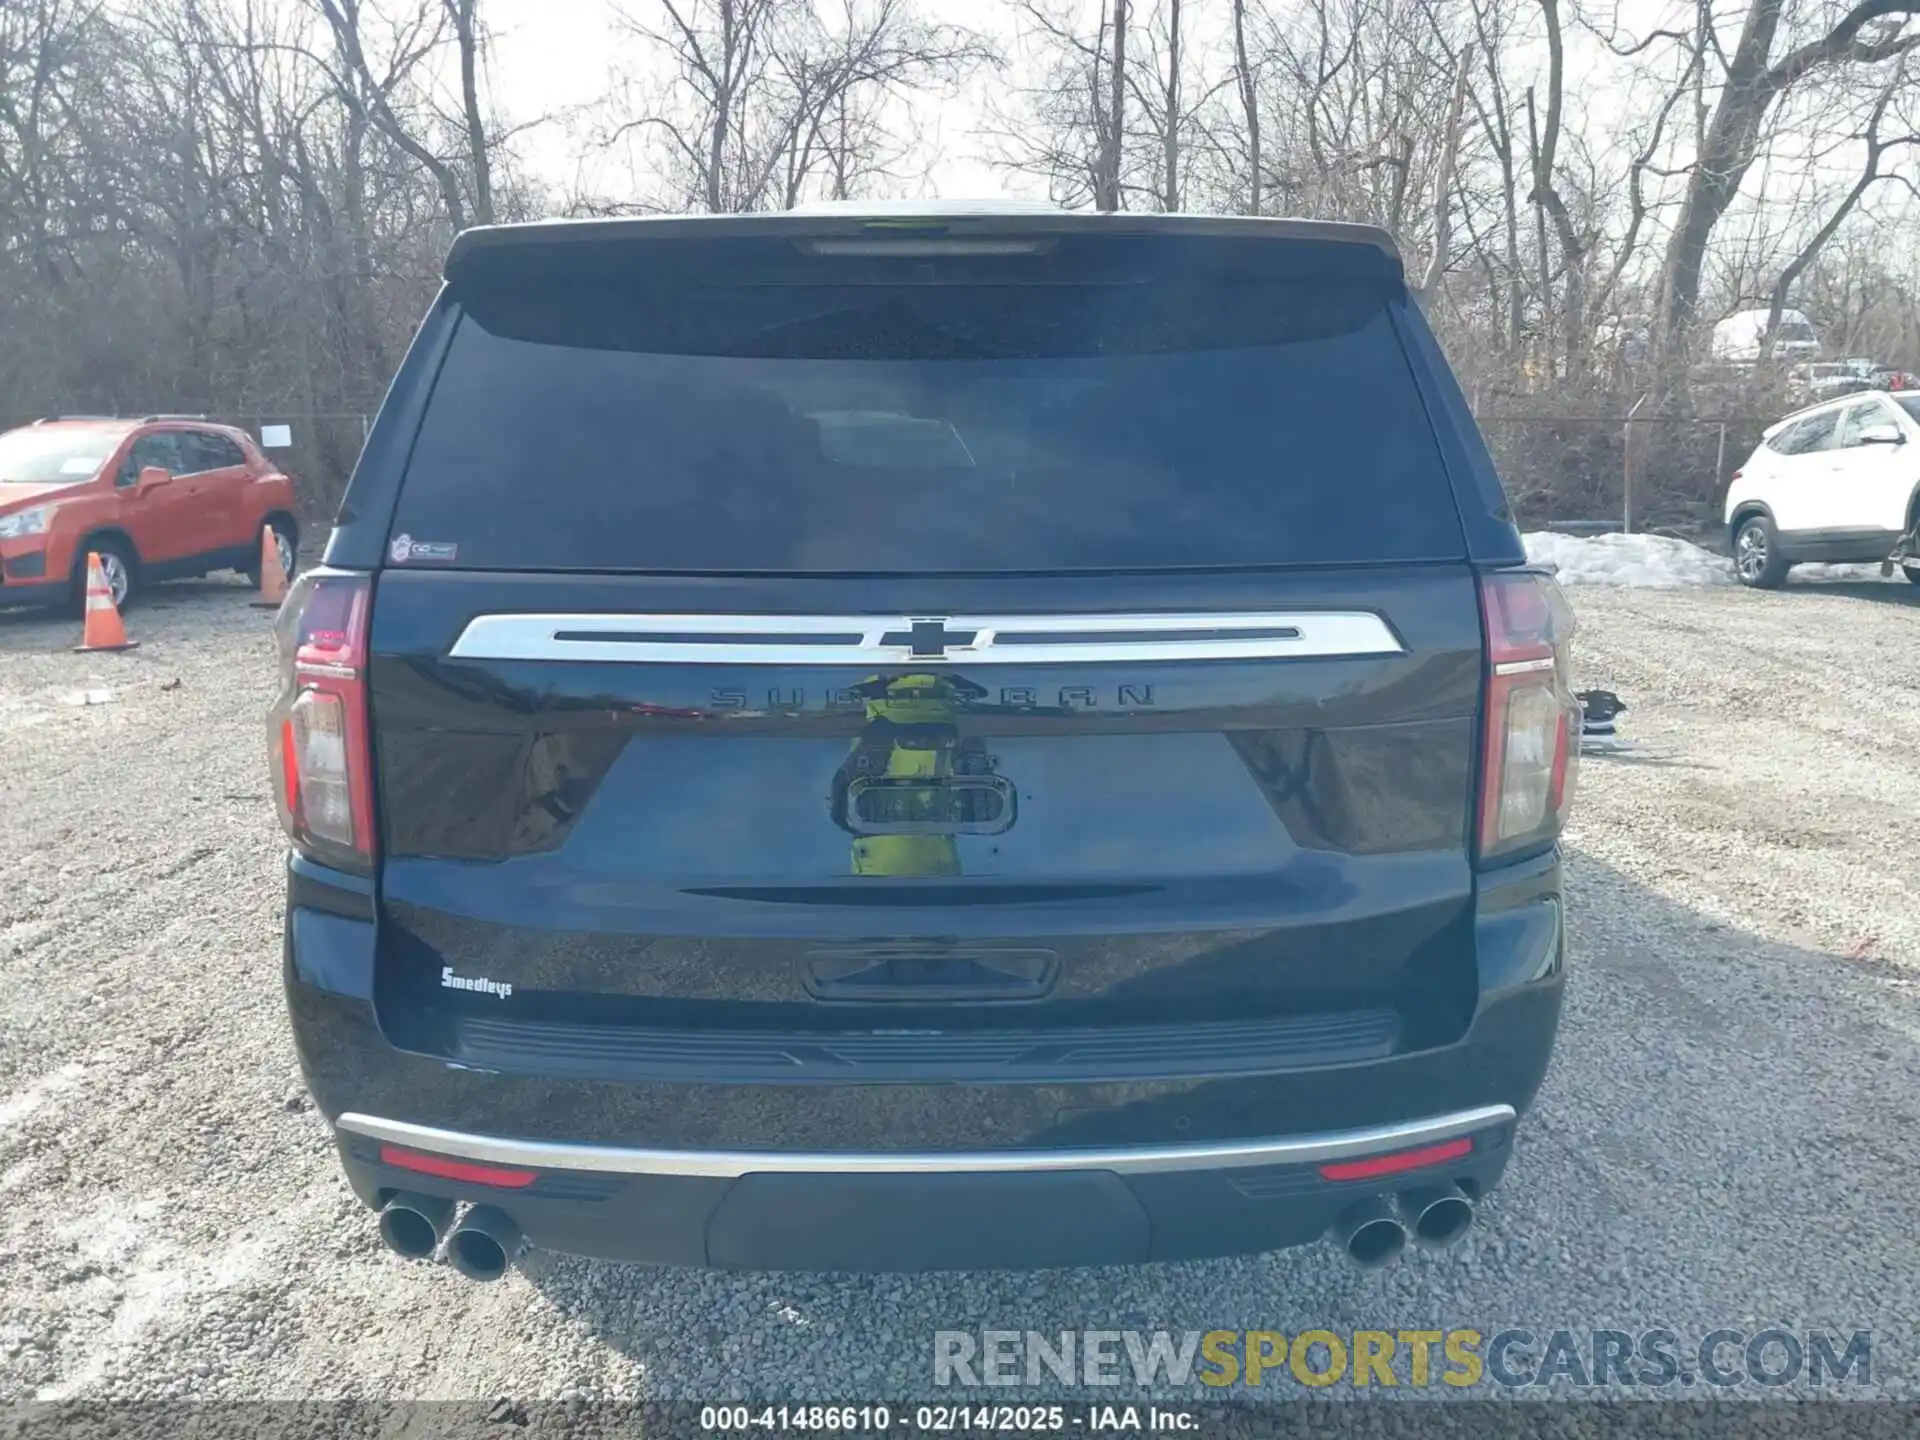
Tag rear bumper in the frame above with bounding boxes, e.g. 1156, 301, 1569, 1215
285, 849, 1565, 1270
335, 1104, 1517, 1270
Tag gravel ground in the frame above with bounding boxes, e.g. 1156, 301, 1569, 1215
1, 571, 1917, 1413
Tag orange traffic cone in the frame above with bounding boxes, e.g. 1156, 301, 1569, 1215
251, 524, 289, 608
74, 552, 139, 653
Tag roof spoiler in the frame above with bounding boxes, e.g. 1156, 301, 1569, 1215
443, 210, 1404, 282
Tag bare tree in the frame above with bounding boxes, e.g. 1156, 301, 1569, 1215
1765, 59, 1920, 334
1253, 0, 1471, 243
0, 0, 113, 289
1585, 60, 1696, 333
609, 0, 772, 213
300, 0, 513, 233
1125, 0, 1233, 212
309, 0, 462, 229
600, 0, 989, 214
984, 0, 1123, 208
0, 0, 518, 512
1454, 0, 1527, 352
1652, 0, 1920, 357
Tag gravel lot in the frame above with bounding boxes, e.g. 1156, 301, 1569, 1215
2, 571, 1918, 1409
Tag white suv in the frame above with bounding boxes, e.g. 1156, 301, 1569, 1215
1725, 389, 1920, 587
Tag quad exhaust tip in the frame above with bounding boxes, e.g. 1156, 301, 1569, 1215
1333, 1183, 1476, 1268
377, 1191, 454, 1261
445, 1204, 523, 1283
1333, 1196, 1407, 1270
1396, 1184, 1476, 1250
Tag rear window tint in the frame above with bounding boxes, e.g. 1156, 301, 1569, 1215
393, 250, 1466, 573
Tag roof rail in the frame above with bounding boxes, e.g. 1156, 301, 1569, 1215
140, 413, 210, 423
34, 414, 122, 424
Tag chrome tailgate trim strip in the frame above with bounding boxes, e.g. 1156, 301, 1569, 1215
447, 610, 1405, 666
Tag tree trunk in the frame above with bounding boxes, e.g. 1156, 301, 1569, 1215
1531, 0, 1586, 373
1162, 0, 1180, 212
708, 0, 738, 212
1656, 0, 1787, 361
1101, 0, 1126, 211
447, 0, 494, 226
1500, 146, 1522, 354
1231, 0, 1259, 214
1524, 86, 1550, 355
1417, 58, 1469, 303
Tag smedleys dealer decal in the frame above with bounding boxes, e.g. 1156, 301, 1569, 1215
389, 534, 459, 563
441, 967, 513, 999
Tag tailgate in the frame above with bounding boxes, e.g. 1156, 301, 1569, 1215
369, 566, 1484, 1059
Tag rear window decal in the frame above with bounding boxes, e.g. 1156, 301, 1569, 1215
390, 534, 458, 564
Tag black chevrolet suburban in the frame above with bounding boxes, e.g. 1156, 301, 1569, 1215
273, 206, 1578, 1280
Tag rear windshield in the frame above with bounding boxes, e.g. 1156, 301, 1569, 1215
393, 244, 1466, 572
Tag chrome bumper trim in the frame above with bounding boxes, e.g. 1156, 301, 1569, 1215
336, 1104, 1514, 1180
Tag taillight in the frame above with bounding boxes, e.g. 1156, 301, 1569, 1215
268, 570, 375, 872
1476, 569, 1581, 863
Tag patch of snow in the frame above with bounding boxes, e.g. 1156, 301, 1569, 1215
1523, 531, 1735, 588
0, 1062, 85, 1130
1523, 530, 1907, 588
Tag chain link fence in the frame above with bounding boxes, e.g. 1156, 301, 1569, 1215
1477, 410, 1771, 542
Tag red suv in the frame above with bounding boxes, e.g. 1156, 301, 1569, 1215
0, 416, 298, 611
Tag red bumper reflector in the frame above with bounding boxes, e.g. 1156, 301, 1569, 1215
378, 1144, 538, 1189
1318, 1136, 1473, 1183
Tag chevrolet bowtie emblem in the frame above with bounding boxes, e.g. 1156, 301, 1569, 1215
878, 619, 978, 658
